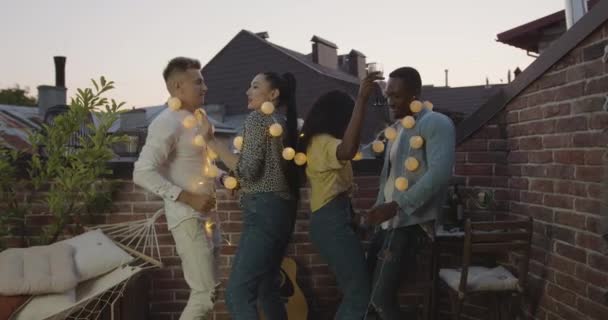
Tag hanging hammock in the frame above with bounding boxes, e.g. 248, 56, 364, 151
12, 209, 165, 320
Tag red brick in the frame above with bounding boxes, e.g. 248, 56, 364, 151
132, 202, 164, 213
467, 152, 507, 164
529, 179, 554, 193
520, 107, 544, 121
577, 233, 605, 253
587, 183, 603, 199
555, 272, 587, 296
494, 165, 509, 176
524, 165, 549, 178
590, 113, 608, 130
544, 194, 574, 210
554, 150, 585, 165
556, 116, 588, 132
554, 300, 588, 320
588, 252, 608, 271
547, 252, 577, 275
547, 283, 577, 306
529, 205, 555, 223
555, 82, 585, 100
114, 192, 147, 202
528, 89, 558, 106
577, 297, 608, 320
585, 150, 607, 165
454, 164, 493, 176
547, 165, 575, 179
555, 242, 587, 263
572, 96, 605, 114
529, 151, 553, 163
506, 111, 519, 123
576, 264, 608, 288
575, 198, 601, 214
573, 132, 608, 148
543, 135, 572, 149
538, 71, 567, 89
508, 151, 529, 163
455, 152, 467, 163
555, 211, 587, 229
588, 284, 608, 306
521, 191, 544, 205
586, 216, 602, 233
585, 75, 608, 95
555, 181, 588, 197
217, 201, 240, 211
552, 225, 576, 244
520, 137, 543, 150
542, 103, 571, 118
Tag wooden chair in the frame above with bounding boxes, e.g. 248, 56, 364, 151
438, 217, 533, 320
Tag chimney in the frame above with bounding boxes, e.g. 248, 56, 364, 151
311, 35, 338, 69
444, 69, 449, 87
38, 56, 67, 118
514, 67, 522, 78
565, 0, 588, 29
255, 31, 269, 40
508, 70, 512, 83
54, 56, 66, 87
347, 50, 367, 79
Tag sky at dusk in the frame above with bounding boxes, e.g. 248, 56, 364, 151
1, 0, 565, 108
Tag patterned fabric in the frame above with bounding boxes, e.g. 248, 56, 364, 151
236, 110, 291, 197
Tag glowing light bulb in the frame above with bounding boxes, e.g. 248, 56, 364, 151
233, 136, 243, 151
405, 157, 419, 171
401, 116, 416, 129
409, 136, 424, 149
294, 152, 307, 166
224, 176, 238, 190
423, 101, 433, 111
193, 135, 205, 147
410, 100, 423, 113
167, 97, 182, 111
269, 123, 283, 137
282, 147, 296, 160
372, 140, 385, 153
260, 102, 275, 115
183, 115, 197, 129
384, 127, 397, 141
395, 177, 409, 191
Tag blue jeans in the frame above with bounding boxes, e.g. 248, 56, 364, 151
226, 192, 297, 320
367, 225, 425, 320
310, 195, 371, 320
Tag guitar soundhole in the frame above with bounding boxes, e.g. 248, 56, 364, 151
277, 269, 295, 303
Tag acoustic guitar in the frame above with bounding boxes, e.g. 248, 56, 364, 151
259, 257, 308, 320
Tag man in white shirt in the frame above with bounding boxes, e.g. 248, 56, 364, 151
133, 57, 218, 320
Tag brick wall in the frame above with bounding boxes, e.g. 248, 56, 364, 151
455, 21, 608, 320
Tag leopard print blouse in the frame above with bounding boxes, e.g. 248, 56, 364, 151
236, 110, 292, 198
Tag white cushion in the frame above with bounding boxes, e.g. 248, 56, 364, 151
59, 229, 133, 282
13, 266, 142, 320
439, 265, 518, 292
0, 243, 79, 295
12, 289, 76, 320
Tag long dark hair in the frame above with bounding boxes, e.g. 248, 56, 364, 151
262, 72, 300, 198
297, 90, 355, 153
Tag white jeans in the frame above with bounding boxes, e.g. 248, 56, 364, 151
171, 217, 218, 320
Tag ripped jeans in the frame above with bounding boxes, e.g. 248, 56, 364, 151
171, 217, 219, 320
367, 225, 425, 320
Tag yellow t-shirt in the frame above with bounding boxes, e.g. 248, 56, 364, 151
306, 134, 354, 213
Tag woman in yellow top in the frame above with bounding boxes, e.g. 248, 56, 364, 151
298, 72, 382, 319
